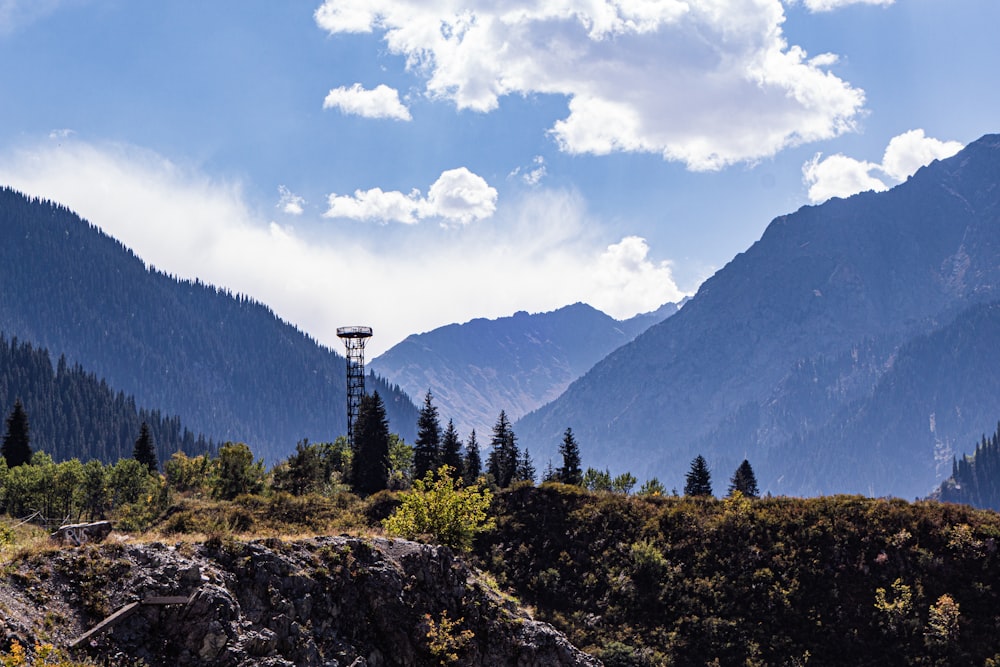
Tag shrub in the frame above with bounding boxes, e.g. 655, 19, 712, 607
383, 466, 494, 551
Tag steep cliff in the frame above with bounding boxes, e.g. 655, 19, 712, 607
0, 536, 599, 666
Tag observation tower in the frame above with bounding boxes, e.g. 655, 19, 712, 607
337, 326, 373, 445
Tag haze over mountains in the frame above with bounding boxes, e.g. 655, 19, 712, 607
370, 301, 682, 437
0, 187, 418, 463
3, 133, 1000, 500
517, 134, 1000, 499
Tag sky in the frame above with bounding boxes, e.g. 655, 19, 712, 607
0, 0, 997, 357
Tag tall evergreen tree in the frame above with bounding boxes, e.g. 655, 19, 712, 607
352, 391, 391, 496
133, 421, 158, 473
684, 454, 713, 497
487, 410, 520, 488
462, 429, 482, 486
440, 418, 463, 474
1, 399, 32, 468
515, 447, 536, 484
556, 427, 583, 486
413, 391, 442, 480
728, 459, 759, 498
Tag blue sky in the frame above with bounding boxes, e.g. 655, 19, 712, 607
0, 0, 997, 356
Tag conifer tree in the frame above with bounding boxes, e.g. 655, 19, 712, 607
1, 399, 31, 468
413, 391, 441, 480
440, 418, 463, 473
352, 391, 390, 496
684, 454, 713, 497
133, 421, 158, 473
487, 410, 519, 488
728, 459, 759, 498
556, 427, 583, 485
462, 429, 482, 486
515, 447, 536, 484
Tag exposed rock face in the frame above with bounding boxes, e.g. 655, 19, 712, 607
0, 537, 600, 667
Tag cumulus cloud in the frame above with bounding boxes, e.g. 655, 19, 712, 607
800, 0, 895, 12
802, 153, 887, 202
277, 185, 305, 215
324, 167, 497, 226
802, 129, 963, 203
323, 83, 412, 121
314, 0, 865, 170
880, 129, 963, 182
590, 237, 683, 316
0, 140, 687, 356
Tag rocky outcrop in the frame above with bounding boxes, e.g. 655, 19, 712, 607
0, 536, 600, 666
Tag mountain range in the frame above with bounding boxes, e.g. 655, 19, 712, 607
517, 134, 1000, 499
0, 187, 417, 463
5, 132, 1000, 499
370, 300, 682, 437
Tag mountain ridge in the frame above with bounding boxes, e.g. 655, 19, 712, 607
0, 187, 417, 462
517, 133, 1000, 498
370, 300, 681, 437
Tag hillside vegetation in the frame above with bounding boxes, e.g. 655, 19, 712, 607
0, 187, 417, 462
3, 450, 1000, 666
0, 332, 212, 464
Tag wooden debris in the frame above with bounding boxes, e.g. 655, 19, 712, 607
50, 521, 113, 545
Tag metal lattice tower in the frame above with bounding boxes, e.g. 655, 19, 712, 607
337, 326, 373, 445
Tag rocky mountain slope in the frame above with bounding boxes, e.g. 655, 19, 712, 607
0, 187, 418, 461
0, 536, 598, 667
517, 134, 1000, 499
371, 301, 680, 437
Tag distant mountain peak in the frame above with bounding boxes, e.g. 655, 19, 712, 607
371, 301, 681, 437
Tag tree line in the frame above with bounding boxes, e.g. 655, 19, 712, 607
0, 332, 214, 463
0, 380, 766, 528
937, 421, 1000, 510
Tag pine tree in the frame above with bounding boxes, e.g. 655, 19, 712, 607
352, 392, 390, 496
462, 429, 482, 486
556, 427, 583, 485
684, 454, 713, 497
133, 421, 159, 473
413, 391, 441, 480
440, 419, 463, 474
1, 399, 32, 467
728, 459, 759, 498
487, 410, 519, 488
515, 448, 536, 484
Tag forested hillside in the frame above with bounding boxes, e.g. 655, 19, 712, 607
936, 422, 1000, 511
0, 187, 417, 462
0, 332, 211, 464
479, 485, 1000, 666
518, 133, 1000, 499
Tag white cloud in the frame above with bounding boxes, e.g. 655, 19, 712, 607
880, 129, 962, 182
590, 236, 683, 317
325, 187, 423, 224
802, 129, 964, 203
802, 153, 887, 202
324, 167, 497, 226
508, 156, 547, 186
314, 0, 866, 170
277, 185, 305, 215
323, 83, 412, 121
800, 0, 895, 12
48, 128, 75, 140
0, 140, 687, 356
